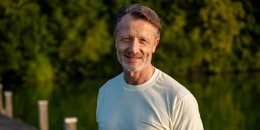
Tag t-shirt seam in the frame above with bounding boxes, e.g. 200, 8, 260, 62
122, 68, 160, 92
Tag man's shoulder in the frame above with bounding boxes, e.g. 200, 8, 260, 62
99, 72, 123, 91
156, 69, 192, 98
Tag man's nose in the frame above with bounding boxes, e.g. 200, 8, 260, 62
128, 39, 139, 53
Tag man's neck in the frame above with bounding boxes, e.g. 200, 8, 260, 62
123, 65, 155, 85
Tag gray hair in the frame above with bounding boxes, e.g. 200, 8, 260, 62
114, 4, 161, 37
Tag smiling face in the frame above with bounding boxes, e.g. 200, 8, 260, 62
115, 14, 160, 72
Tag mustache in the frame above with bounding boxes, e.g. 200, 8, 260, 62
124, 51, 143, 58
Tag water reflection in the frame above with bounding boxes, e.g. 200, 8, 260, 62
178, 72, 260, 130
7, 73, 260, 130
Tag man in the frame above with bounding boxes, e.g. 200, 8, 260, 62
96, 4, 203, 130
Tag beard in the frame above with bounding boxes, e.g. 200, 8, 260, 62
116, 51, 152, 72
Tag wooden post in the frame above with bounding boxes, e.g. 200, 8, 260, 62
0, 84, 3, 113
38, 100, 49, 130
65, 117, 77, 130
4, 91, 13, 118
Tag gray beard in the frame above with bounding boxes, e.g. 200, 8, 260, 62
116, 51, 152, 72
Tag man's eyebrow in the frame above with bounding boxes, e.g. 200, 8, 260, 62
119, 33, 132, 37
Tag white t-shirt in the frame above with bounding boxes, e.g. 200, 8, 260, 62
96, 68, 203, 130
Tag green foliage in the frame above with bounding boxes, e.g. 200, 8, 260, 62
0, 0, 259, 82
199, 0, 246, 73
152, 0, 259, 75
0, 0, 54, 82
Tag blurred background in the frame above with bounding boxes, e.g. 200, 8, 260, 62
0, 0, 259, 129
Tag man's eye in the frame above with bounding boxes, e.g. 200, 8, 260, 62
140, 39, 147, 44
122, 38, 131, 42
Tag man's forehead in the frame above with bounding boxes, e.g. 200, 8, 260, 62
115, 14, 158, 37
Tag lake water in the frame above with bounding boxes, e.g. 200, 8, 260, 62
4, 72, 260, 130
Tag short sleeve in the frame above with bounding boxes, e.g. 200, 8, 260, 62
172, 94, 204, 130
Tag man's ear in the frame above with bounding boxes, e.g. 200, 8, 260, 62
114, 35, 118, 48
153, 38, 160, 53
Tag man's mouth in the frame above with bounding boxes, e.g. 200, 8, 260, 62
125, 55, 140, 61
